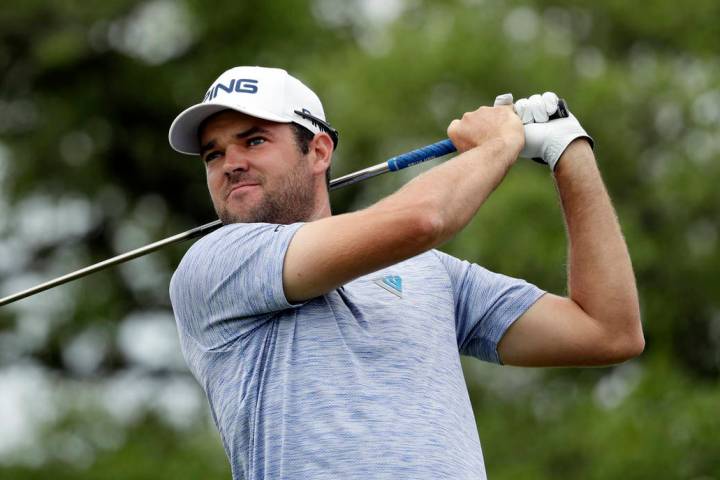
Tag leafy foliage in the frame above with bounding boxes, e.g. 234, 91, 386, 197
0, 0, 718, 478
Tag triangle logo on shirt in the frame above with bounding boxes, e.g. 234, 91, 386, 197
373, 275, 403, 298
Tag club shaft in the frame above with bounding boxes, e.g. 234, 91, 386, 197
0, 98, 571, 307
0, 139, 456, 306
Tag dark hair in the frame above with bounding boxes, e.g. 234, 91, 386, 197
291, 123, 331, 191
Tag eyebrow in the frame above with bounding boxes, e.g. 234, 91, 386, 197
199, 126, 273, 156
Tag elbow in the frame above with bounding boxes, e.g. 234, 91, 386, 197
630, 327, 646, 357
374, 191, 451, 249
412, 203, 447, 248
616, 334, 645, 362
421, 211, 446, 245
602, 327, 645, 364
619, 310, 645, 361
587, 303, 644, 365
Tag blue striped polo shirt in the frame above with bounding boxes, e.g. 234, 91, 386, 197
169, 222, 544, 479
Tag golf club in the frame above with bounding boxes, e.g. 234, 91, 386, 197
0, 100, 568, 307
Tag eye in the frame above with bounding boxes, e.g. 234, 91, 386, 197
203, 151, 222, 163
247, 136, 266, 147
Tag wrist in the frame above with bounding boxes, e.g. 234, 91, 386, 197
481, 135, 523, 168
553, 138, 595, 177
505, 132, 525, 158
494, 129, 524, 161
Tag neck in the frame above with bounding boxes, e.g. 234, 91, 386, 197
306, 186, 332, 221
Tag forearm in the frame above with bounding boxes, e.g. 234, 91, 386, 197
374, 137, 519, 244
554, 140, 643, 347
284, 106, 522, 302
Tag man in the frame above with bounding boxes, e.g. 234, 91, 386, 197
168, 66, 644, 479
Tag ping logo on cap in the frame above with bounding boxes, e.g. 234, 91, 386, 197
203, 78, 259, 102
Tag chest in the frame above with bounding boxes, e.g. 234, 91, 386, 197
322, 259, 458, 352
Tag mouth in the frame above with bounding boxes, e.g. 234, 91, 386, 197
226, 183, 260, 199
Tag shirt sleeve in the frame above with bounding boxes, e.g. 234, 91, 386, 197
169, 222, 305, 351
431, 249, 546, 364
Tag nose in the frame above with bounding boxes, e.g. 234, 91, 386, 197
223, 143, 249, 174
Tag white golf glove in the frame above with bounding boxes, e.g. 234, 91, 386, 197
494, 92, 593, 171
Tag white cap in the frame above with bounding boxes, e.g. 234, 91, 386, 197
168, 66, 336, 155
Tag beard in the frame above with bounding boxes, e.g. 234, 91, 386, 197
216, 156, 318, 225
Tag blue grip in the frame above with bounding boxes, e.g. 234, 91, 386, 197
387, 139, 457, 171
385, 99, 569, 172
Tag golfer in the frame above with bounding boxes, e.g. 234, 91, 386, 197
168, 66, 644, 479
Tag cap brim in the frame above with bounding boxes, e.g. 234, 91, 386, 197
168, 100, 290, 155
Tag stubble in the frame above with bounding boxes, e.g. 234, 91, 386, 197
216, 156, 317, 225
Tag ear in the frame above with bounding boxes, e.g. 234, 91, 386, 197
308, 132, 334, 177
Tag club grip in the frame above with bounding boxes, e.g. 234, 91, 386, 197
387, 140, 457, 171
386, 99, 569, 172
550, 98, 569, 120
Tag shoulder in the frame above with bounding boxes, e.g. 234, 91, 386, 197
425, 249, 520, 290
185, 222, 301, 263
191, 222, 298, 255
388, 249, 458, 285
427, 248, 466, 274
170, 222, 303, 290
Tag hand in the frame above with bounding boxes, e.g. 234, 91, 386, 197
447, 104, 524, 157
495, 92, 594, 171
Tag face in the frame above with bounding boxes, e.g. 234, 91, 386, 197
199, 110, 318, 225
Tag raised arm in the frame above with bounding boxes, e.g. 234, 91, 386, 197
283, 104, 523, 302
497, 96, 644, 366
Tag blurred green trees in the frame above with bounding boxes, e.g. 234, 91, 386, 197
0, 0, 718, 478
